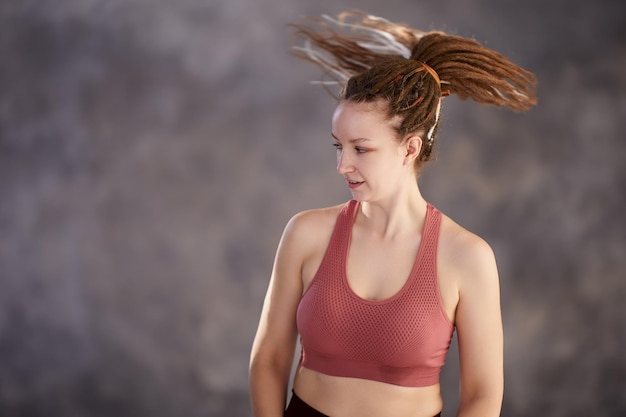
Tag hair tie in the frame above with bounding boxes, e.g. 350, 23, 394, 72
419, 61, 440, 85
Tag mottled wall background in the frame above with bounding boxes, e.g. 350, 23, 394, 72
0, 0, 624, 416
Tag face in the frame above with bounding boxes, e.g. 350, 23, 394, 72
331, 101, 420, 202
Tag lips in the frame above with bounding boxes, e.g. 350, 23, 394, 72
346, 179, 364, 189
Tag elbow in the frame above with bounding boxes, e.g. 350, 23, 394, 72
458, 389, 503, 417
249, 349, 295, 384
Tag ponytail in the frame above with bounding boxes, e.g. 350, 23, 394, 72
290, 11, 537, 167
410, 33, 536, 112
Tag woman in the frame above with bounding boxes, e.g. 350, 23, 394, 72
249, 11, 536, 417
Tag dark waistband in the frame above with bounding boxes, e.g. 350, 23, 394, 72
284, 390, 328, 417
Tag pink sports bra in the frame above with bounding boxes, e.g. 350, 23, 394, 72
296, 200, 454, 387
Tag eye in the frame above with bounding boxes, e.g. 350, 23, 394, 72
332, 143, 342, 151
355, 147, 367, 154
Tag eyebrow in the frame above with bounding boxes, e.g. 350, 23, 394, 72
331, 133, 371, 144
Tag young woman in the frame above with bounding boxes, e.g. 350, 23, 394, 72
249, 11, 537, 417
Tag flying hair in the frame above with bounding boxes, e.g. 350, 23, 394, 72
289, 10, 538, 168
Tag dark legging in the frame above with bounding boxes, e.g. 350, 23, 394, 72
284, 391, 441, 417
284, 390, 329, 416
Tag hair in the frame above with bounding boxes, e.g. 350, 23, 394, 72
290, 11, 537, 168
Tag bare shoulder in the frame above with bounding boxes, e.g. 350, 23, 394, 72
281, 202, 346, 256
285, 203, 345, 238
438, 212, 499, 290
280, 203, 347, 287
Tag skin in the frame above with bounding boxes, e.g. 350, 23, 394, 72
249, 100, 503, 417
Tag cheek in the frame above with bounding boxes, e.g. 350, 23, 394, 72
372, 156, 401, 177
385, 150, 406, 168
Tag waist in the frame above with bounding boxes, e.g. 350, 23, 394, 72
293, 366, 443, 417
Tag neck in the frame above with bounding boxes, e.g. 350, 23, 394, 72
357, 182, 427, 239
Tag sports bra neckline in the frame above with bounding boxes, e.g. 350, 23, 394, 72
341, 200, 435, 305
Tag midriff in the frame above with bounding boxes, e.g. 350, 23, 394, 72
293, 366, 443, 417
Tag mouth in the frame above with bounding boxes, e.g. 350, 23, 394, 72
346, 180, 364, 189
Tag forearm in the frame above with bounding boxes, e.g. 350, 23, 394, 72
249, 359, 292, 417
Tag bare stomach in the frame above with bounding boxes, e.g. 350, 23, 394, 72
292, 366, 443, 417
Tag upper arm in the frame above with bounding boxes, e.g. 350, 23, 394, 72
454, 236, 504, 407
249, 212, 315, 367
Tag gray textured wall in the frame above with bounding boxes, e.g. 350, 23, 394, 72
1, 0, 625, 416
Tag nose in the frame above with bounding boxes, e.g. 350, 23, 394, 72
336, 150, 353, 175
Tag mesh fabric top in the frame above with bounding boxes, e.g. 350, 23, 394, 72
297, 200, 454, 387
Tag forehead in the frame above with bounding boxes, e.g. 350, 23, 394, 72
331, 101, 399, 141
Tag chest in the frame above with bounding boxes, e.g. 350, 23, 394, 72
346, 233, 423, 301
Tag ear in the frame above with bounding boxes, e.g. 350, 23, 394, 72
403, 135, 423, 166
